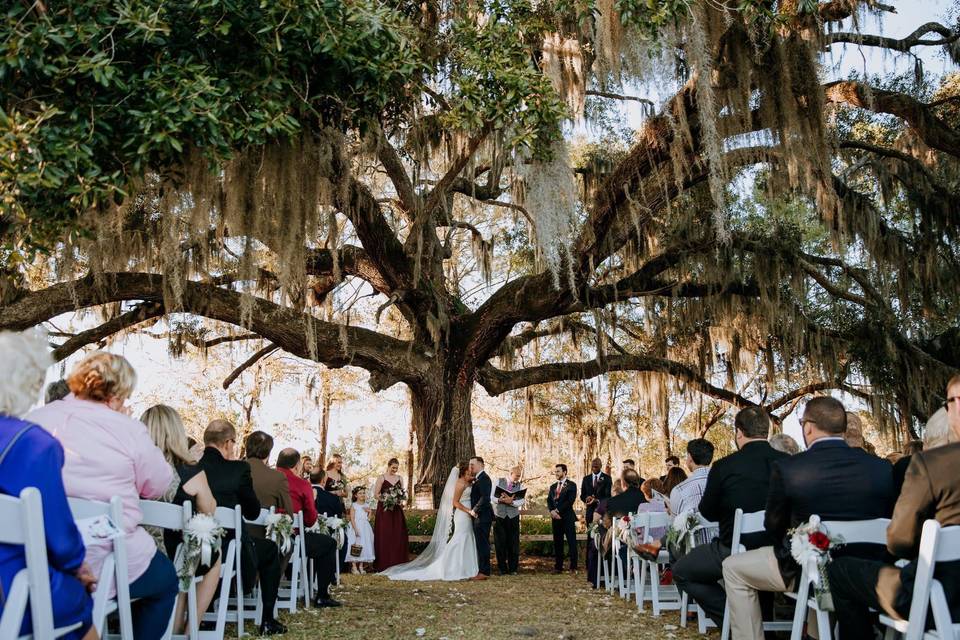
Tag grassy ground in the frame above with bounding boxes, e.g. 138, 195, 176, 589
266, 559, 705, 640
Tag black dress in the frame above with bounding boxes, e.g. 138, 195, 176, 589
164, 464, 218, 575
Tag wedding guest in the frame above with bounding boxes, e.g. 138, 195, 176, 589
668, 438, 714, 515
27, 352, 177, 640
373, 457, 410, 571
892, 439, 923, 497
612, 458, 640, 494
580, 457, 612, 525
636, 478, 670, 538
324, 454, 348, 504
827, 375, 960, 637
721, 397, 895, 640
243, 431, 293, 538
0, 330, 96, 640
312, 469, 348, 568
493, 465, 525, 576
548, 463, 578, 574
198, 420, 285, 636
45, 378, 70, 404
662, 465, 687, 494
300, 455, 313, 479
768, 432, 801, 455
275, 448, 340, 607
140, 405, 221, 635
346, 486, 375, 573
605, 468, 646, 516
670, 407, 788, 627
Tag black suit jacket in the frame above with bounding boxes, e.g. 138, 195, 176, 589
699, 440, 789, 548
604, 486, 646, 517
314, 486, 345, 519
198, 447, 262, 541
548, 479, 577, 521
765, 438, 894, 581
470, 471, 493, 524
887, 442, 960, 620
581, 472, 612, 518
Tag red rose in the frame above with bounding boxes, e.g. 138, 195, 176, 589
809, 531, 830, 551
622, 516, 630, 523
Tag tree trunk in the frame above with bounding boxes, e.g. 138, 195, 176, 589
409, 373, 477, 506
318, 369, 331, 468
659, 404, 672, 460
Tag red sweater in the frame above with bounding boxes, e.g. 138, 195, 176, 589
279, 467, 318, 528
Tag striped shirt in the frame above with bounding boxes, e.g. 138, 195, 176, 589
669, 466, 711, 515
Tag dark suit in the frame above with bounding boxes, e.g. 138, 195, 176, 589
548, 478, 578, 570
198, 448, 282, 621
673, 441, 788, 624
580, 472, 612, 523
604, 486, 646, 517
314, 485, 348, 568
829, 442, 960, 636
765, 438, 895, 582
470, 470, 494, 576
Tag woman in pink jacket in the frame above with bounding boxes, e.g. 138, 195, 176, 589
28, 352, 177, 640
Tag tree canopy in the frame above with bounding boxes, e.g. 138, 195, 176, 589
2, 0, 959, 492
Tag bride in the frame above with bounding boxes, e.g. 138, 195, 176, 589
381, 462, 478, 581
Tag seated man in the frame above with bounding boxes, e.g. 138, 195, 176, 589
243, 430, 292, 539
672, 407, 788, 626
828, 375, 960, 636
312, 469, 348, 568
605, 468, 645, 516
721, 397, 895, 640
275, 448, 341, 607
668, 438, 714, 515
198, 420, 286, 636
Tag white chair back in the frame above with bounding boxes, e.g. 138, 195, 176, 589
138, 500, 191, 530
0, 488, 60, 639
898, 521, 960, 640
730, 508, 766, 554
821, 518, 891, 545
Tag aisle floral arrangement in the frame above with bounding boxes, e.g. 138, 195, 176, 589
664, 511, 701, 556
788, 515, 844, 610
266, 512, 294, 554
310, 514, 348, 549
174, 514, 225, 591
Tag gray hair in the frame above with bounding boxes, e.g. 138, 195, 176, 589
0, 330, 51, 417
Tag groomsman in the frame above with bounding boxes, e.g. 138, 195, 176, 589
493, 466, 525, 575
580, 457, 611, 524
548, 463, 578, 573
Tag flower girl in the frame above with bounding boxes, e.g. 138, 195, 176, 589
346, 486, 375, 573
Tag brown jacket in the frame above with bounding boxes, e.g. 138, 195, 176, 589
888, 442, 960, 619
246, 457, 293, 538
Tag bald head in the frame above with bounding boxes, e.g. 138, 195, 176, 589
275, 448, 301, 470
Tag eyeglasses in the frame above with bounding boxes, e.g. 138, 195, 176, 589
945, 396, 960, 410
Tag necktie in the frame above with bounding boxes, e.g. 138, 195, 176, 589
508, 481, 514, 491
555, 482, 562, 499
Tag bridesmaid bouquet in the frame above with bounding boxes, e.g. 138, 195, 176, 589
174, 514, 225, 591
382, 484, 408, 510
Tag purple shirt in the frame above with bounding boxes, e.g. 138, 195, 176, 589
27, 396, 173, 584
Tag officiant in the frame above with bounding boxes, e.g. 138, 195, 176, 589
492, 465, 526, 575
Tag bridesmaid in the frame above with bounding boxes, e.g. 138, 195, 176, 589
373, 458, 410, 571
324, 453, 348, 506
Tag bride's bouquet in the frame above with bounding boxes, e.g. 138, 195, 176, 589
382, 483, 408, 510
265, 513, 294, 554
788, 515, 844, 611
173, 514, 225, 591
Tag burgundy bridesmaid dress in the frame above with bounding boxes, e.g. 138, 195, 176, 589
373, 478, 410, 571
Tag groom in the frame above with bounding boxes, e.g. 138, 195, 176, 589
468, 456, 493, 580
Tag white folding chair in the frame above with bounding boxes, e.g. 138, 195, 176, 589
0, 488, 84, 640
788, 517, 891, 640
677, 520, 720, 634
276, 511, 309, 613
139, 500, 198, 640
879, 520, 960, 640
203, 505, 242, 639
67, 495, 134, 640
593, 527, 611, 590
634, 511, 683, 616
716, 509, 791, 640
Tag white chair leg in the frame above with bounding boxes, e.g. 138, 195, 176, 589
815, 606, 832, 640
697, 605, 709, 634
790, 579, 811, 640
720, 600, 732, 640
680, 592, 689, 628
651, 564, 662, 617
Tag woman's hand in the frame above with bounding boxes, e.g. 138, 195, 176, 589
75, 563, 98, 593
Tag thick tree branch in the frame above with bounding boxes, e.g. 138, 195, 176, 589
824, 81, 960, 158
51, 302, 165, 361
825, 22, 958, 51
373, 124, 420, 217
0, 273, 431, 386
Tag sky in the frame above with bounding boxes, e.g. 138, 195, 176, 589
39, 0, 957, 469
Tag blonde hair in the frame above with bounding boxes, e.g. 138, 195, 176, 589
67, 351, 136, 402
0, 329, 51, 417
141, 404, 192, 465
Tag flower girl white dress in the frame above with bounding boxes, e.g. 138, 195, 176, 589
346, 502, 376, 563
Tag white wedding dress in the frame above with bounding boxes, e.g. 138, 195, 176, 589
381, 467, 479, 581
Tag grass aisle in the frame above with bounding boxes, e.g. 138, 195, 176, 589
273, 564, 705, 639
